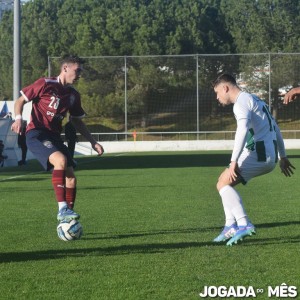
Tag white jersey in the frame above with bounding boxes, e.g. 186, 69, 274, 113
231, 91, 285, 163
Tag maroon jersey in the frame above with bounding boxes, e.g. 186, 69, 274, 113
21, 76, 85, 134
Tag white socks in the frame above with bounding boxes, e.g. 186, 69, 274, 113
219, 185, 248, 227
58, 201, 68, 210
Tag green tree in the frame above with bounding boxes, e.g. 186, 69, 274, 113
2, 0, 299, 127
221, 0, 300, 53
221, 0, 300, 118
0, 11, 13, 99
22, 0, 64, 84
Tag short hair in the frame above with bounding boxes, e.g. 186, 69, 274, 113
60, 55, 85, 66
212, 73, 237, 88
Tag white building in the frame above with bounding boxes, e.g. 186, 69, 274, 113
0, 0, 27, 20
0, 1, 13, 20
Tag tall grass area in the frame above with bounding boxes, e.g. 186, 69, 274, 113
0, 151, 299, 299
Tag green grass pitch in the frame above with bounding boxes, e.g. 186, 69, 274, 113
0, 151, 299, 299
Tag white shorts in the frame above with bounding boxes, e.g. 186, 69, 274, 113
237, 149, 277, 184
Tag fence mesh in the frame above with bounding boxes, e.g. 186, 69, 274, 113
49, 53, 300, 141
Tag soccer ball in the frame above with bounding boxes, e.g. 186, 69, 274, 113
57, 219, 83, 241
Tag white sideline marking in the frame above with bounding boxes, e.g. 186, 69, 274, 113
0, 170, 46, 182
0, 153, 126, 182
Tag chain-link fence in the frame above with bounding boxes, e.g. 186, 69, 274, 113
49, 53, 300, 141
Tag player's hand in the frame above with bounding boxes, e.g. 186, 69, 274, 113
283, 88, 300, 104
228, 161, 239, 183
280, 157, 295, 177
11, 119, 22, 134
93, 143, 104, 156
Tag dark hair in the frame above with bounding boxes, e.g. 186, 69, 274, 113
212, 73, 237, 88
60, 55, 85, 66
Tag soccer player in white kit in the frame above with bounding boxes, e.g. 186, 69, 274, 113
212, 73, 295, 246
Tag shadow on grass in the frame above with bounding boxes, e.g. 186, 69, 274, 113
238, 236, 300, 246
256, 221, 300, 228
0, 178, 48, 184
1, 152, 232, 176
84, 220, 300, 241
1, 236, 299, 263
0, 153, 230, 181
0, 160, 43, 174
1, 221, 299, 263
2, 152, 300, 177
0, 240, 219, 263
286, 155, 300, 159
76, 153, 232, 170
84, 226, 220, 240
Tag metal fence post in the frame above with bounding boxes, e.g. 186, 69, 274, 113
124, 56, 128, 141
48, 56, 51, 77
196, 55, 199, 140
13, 0, 21, 101
268, 53, 272, 109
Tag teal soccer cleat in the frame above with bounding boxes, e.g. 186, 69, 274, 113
213, 224, 238, 242
57, 206, 80, 222
226, 223, 256, 246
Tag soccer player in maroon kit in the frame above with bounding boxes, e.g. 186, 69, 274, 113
11, 55, 104, 222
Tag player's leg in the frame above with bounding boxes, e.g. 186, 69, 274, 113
67, 140, 76, 158
49, 150, 68, 208
65, 166, 77, 209
49, 146, 79, 221
213, 168, 245, 242
21, 143, 27, 164
26, 129, 79, 221
225, 152, 275, 245
217, 169, 249, 227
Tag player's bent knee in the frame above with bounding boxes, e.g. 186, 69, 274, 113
216, 180, 226, 192
49, 151, 68, 169
216, 170, 229, 191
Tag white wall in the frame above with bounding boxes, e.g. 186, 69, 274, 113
0, 118, 20, 166
0, 101, 32, 122
74, 139, 300, 155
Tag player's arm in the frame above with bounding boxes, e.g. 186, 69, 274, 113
11, 95, 26, 134
273, 121, 295, 177
70, 117, 104, 156
283, 87, 300, 104
229, 117, 249, 181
